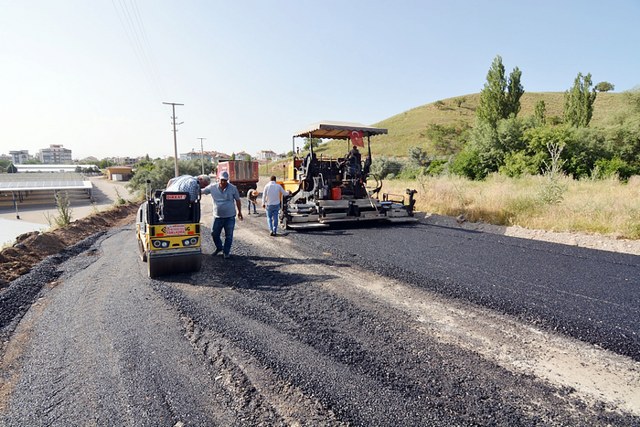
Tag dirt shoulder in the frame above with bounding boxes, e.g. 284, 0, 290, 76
0, 203, 138, 287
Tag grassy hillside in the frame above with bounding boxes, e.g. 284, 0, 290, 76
313, 92, 631, 159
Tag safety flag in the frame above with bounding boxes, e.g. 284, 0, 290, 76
350, 130, 364, 147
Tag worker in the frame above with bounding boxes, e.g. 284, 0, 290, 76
261, 175, 288, 236
247, 189, 259, 214
201, 171, 243, 259
346, 145, 362, 177
166, 174, 210, 201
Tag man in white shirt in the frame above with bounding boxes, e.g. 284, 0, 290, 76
261, 175, 288, 236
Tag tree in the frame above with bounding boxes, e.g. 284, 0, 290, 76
534, 100, 546, 125
563, 72, 597, 127
303, 137, 321, 151
595, 81, 615, 92
505, 66, 524, 118
425, 123, 469, 155
476, 55, 525, 128
0, 159, 11, 173
408, 146, 431, 168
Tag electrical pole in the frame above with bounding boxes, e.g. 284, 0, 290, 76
197, 137, 206, 175
163, 102, 184, 177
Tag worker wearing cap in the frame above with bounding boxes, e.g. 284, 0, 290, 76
201, 171, 243, 259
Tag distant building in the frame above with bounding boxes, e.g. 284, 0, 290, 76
124, 157, 139, 166
257, 150, 278, 161
9, 150, 30, 164
180, 150, 231, 164
209, 151, 231, 163
110, 156, 139, 166
105, 166, 133, 181
234, 151, 252, 161
38, 144, 72, 164
15, 164, 99, 173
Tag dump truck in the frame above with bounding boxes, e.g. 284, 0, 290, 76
136, 188, 202, 278
216, 160, 259, 196
280, 121, 417, 230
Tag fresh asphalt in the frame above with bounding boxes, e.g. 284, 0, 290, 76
285, 221, 640, 361
1, 218, 638, 425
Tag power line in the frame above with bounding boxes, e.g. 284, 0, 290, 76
112, 0, 166, 100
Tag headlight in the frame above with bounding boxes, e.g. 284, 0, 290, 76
183, 237, 198, 246
152, 240, 162, 248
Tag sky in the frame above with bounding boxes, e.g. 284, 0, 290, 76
1, 0, 639, 161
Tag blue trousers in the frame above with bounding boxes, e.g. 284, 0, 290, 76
211, 216, 236, 255
266, 204, 280, 233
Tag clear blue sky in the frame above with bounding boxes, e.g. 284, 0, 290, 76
1, 0, 639, 160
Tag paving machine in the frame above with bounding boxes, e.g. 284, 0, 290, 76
136, 187, 202, 278
280, 121, 417, 230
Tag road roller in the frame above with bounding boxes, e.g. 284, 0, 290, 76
136, 189, 202, 278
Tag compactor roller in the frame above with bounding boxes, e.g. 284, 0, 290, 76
136, 190, 202, 278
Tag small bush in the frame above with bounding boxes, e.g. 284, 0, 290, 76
592, 157, 635, 180
46, 192, 73, 228
451, 148, 486, 180
370, 156, 404, 179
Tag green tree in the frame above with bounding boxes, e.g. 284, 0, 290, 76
450, 146, 485, 180
505, 66, 524, 118
408, 146, 431, 168
476, 55, 525, 128
97, 158, 114, 169
534, 100, 546, 125
127, 159, 204, 196
595, 81, 615, 92
0, 159, 11, 173
499, 151, 540, 177
303, 137, 321, 151
425, 123, 469, 155
563, 72, 597, 127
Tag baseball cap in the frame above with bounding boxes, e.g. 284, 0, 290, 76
219, 171, 229, 180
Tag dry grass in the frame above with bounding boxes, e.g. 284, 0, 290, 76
383, 174, 640, 240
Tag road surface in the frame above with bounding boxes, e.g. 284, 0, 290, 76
0, 206, 638, 426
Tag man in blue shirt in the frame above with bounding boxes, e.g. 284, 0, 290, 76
166, 174, 210, 201
201, 171, 243, 259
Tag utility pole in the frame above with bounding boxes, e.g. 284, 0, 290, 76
163, 102, 184, 177
197, 137, 206, 175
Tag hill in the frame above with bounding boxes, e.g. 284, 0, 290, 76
313, 92, 631, 159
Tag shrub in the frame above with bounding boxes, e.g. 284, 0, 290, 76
370, 156, 404, 179
450, 147, 486, 180
499, 151, 539, 177
592, 157, 635, 180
